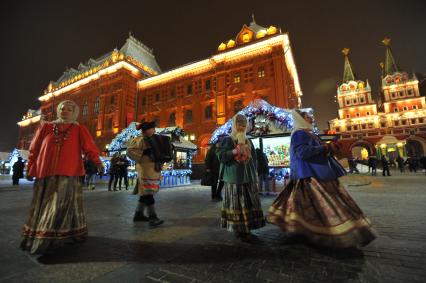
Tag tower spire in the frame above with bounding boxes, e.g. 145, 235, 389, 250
251, 13, 256, 24
382, 37, 400, 76
342, 48, 356, 83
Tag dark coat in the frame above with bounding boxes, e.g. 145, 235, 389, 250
84, 159, 97, 175
12, 160, 25, 178
205, 144, 220, 175
255, 148, 269, 175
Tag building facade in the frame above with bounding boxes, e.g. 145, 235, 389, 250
17, 34, 161, 152
136, 20, 302, 162
17, 20, 303, 163
329, 39, 426, 160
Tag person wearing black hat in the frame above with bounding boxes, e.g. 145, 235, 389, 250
127, 121, 164, 227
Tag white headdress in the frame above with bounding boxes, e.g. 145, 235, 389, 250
291, 109, 312, 135
54, 100, 80, 124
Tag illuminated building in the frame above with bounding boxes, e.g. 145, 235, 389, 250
17, 19, 303, 163
329, 39, 426, 159
17, 34, 161, 151
136, 18, 302, 162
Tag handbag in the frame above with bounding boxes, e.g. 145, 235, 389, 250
201, 171, 216, 186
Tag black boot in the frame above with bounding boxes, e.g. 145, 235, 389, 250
149, 215, 164, 227
133, 211, 149, 222
147, 205, 164, 227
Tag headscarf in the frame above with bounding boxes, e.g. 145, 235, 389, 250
291, 109, 313, 135
54, 100, 80, 124
230, 114, 248, 143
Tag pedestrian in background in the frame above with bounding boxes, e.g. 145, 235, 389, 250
406, 156, 418, 173
108, 153, 119, 191
21, 100, 101, 254
368, 156, 377, 176
381, 155, 391, 176
84, 158, 97, 190
12, 157, 25, 185
396, 155, 405, 173
216, 114, 265, 241
255, 148, 271, 195
420, 155, 426, 175
268, 109, 376, 248
116, 154, 130, 190
205, 142, 223, 201
348, 157, 360, 174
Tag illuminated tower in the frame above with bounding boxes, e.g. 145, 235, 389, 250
330, 48, 379, 136
379, 37, 426, 156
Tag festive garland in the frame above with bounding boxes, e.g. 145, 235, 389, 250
210, 99, 315, 144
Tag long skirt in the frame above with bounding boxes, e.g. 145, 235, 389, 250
221, 183, 265, 233
268, 178, 377, 248
21, 176, 88, 254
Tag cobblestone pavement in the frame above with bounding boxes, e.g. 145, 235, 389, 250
0, 171, 425, 283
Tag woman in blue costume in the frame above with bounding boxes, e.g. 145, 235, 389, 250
268, 110, 377, 248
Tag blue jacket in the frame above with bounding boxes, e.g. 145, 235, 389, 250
290, 130, 346, 181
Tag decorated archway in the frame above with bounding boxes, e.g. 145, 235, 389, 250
375, 135, 405, 159
350, 141, 374, 160
406, 137, 426, 157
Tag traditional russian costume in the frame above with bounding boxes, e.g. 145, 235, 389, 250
21, 122, 100, 254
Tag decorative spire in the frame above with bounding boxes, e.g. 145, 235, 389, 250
382, 37, 400, 76
251, 13, 256, 24
342, 48, 356, 83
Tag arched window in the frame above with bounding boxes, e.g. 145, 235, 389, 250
94, 97, 100, 115
185, 109, 193, 124
205, 105, 213, 119
169, 112, 176, 126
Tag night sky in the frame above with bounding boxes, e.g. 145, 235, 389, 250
1, 0, 426, 151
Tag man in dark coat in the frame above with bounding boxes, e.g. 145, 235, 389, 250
381, 155, 391, 176
84, 158, 97, 190
396, 156, 405, 173
12, 157, 25, 185
108, 153, 120, 191
115, 155, 130, 190
368, 156, 378, 176
406, 156, 418, 173
256, 148, 270, 195
205, 142, 223, 201
420, 155, 426, 175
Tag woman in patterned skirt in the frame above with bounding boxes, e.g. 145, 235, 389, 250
216, 114, 265, 240
21, 100, 101, 254
268, 109, 377, 248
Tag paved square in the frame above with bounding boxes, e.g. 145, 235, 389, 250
0, 172, 425, 282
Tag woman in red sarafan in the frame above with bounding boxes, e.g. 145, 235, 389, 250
21, 100, 101, 254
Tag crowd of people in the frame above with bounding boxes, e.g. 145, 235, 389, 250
16, 98, 426, 255
346, 154, 426, 176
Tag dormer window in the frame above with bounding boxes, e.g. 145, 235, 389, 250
403, 106, 408, 111
356, 113, 360, 117
413, 105, 418, 110
394, 107, 398, 112
366, 111, 370, 116
242, 33, 250, 42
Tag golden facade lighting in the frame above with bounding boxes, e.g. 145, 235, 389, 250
17, 115, 41, 127
138, 34, 302, 97
39, 61, 140, 102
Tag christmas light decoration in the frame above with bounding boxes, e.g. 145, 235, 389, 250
209, 99, 314, 144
